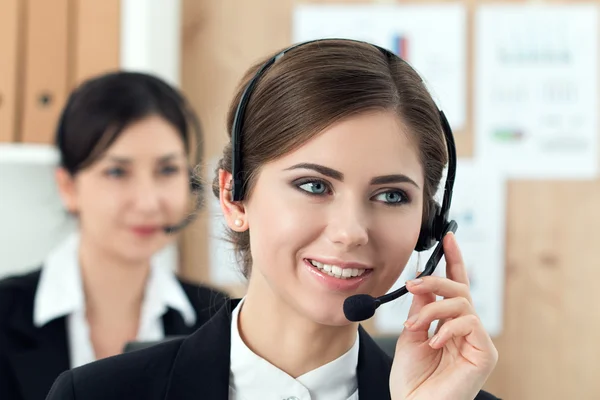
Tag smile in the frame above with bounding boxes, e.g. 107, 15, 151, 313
307, 259, 368, 279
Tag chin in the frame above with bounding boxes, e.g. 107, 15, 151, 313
113, 241, 162, 265
295, 291, 358, 327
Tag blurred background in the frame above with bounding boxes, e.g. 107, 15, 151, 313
1, 0, 599, 398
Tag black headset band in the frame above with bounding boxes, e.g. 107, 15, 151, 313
231, 38, 456, 238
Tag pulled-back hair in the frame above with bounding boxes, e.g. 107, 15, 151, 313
212, 40, 447, 277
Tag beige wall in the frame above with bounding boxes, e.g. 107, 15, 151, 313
179, 1, 600, 399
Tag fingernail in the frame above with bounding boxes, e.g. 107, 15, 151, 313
404, 314, 419, 329
429, 334, 439, 348
407, 278, 423, 286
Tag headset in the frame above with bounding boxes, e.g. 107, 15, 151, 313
229, 38, 458, 322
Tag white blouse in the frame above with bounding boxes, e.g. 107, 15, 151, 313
33, 233, 197, 368
228, 298, 360, 400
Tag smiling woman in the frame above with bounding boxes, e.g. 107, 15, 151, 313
44, 40, 498, 400
220, 110, 425, 328
0, 72, 228, 400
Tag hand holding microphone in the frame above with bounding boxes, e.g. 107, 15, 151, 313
389, 232, 498, 400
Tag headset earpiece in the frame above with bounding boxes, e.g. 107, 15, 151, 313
189, 168, 202, 193
230, 39, 457, 254
415, 200, 443, 252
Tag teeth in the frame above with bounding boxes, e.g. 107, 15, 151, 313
308, 260, 367, 279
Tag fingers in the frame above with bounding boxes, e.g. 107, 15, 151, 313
400, 291, 436, 343
427, 314, 497, 368
406, 275, 472, 303
443, 232, 470, 287
403, 296, 474, 332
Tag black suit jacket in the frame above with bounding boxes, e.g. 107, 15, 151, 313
0, 269, 228, 400
45, 298, 499, 400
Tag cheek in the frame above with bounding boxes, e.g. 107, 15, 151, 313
75, 181, 126, 227
373, 211, 423, 278
246, 194, 322, 265
165, 180, 190, 214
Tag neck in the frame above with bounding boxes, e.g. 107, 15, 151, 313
78, 234, 150, 321
239, 277, 358, 378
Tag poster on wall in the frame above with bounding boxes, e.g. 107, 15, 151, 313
292, 3, 467, 132
374, 159, 507, 337
475, 4, 599, 179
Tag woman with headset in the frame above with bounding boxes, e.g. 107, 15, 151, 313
0, 72, 228, 400
46, 40, 499, 399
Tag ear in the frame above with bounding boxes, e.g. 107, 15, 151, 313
55, 167, 78, 213
218, 169, 248, 232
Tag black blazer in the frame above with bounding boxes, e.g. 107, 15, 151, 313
45, 298, 500, 400
0, 269, 228, 400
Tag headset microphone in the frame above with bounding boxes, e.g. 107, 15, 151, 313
163, 213, 198, 234
343, 220, 458, 322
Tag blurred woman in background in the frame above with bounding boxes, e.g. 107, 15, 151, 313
0, 71, 228, 400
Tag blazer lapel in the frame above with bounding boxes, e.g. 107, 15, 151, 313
163, 299, 240, 400
356, 326, 393, 400
163, 300, 392, 400
162, 308, 189, 336
7, 315, 70, 400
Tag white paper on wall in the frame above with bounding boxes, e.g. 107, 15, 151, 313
292, 3, 467, 132
475, 4, 599, 179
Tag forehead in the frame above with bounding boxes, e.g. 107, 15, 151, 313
268, 110, 423, 186
105, 116, 186, 156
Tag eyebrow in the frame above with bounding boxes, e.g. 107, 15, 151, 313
105, 153, 184, 164
284, 162, 420, 189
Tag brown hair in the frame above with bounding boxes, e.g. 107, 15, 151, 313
212, 40, 447, 277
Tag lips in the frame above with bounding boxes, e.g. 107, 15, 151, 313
303, 258, 373, 292
130, 226, 160, 236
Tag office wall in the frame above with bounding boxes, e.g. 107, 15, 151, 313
0, 0, 182, 276
179, 1, 600, 399
0, 0, 181, 146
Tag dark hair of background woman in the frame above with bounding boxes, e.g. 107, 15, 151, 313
55, 71, 203, 176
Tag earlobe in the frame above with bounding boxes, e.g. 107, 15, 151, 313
218, 169, 248, 231
55, 167, 77, 213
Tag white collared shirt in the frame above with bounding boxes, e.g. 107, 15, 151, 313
229, 298, 359, 400
33, 232, 197, 368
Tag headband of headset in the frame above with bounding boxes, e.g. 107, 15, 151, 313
230, 38, 456, 247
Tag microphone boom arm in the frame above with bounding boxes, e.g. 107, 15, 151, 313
375, 220, 458, 306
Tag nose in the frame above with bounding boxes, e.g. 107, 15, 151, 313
325, 198, 369, 249
131, 176, 162, 213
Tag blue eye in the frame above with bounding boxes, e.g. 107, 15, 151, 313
373, 190, 408, 205
160, 165, 180, 175
105, 167, 126, 178
297, 180, 329, 195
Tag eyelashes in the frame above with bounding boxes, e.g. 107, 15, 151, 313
296, 179, 331, 196
103, 165, 182, 179
292, 178, 411, 206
